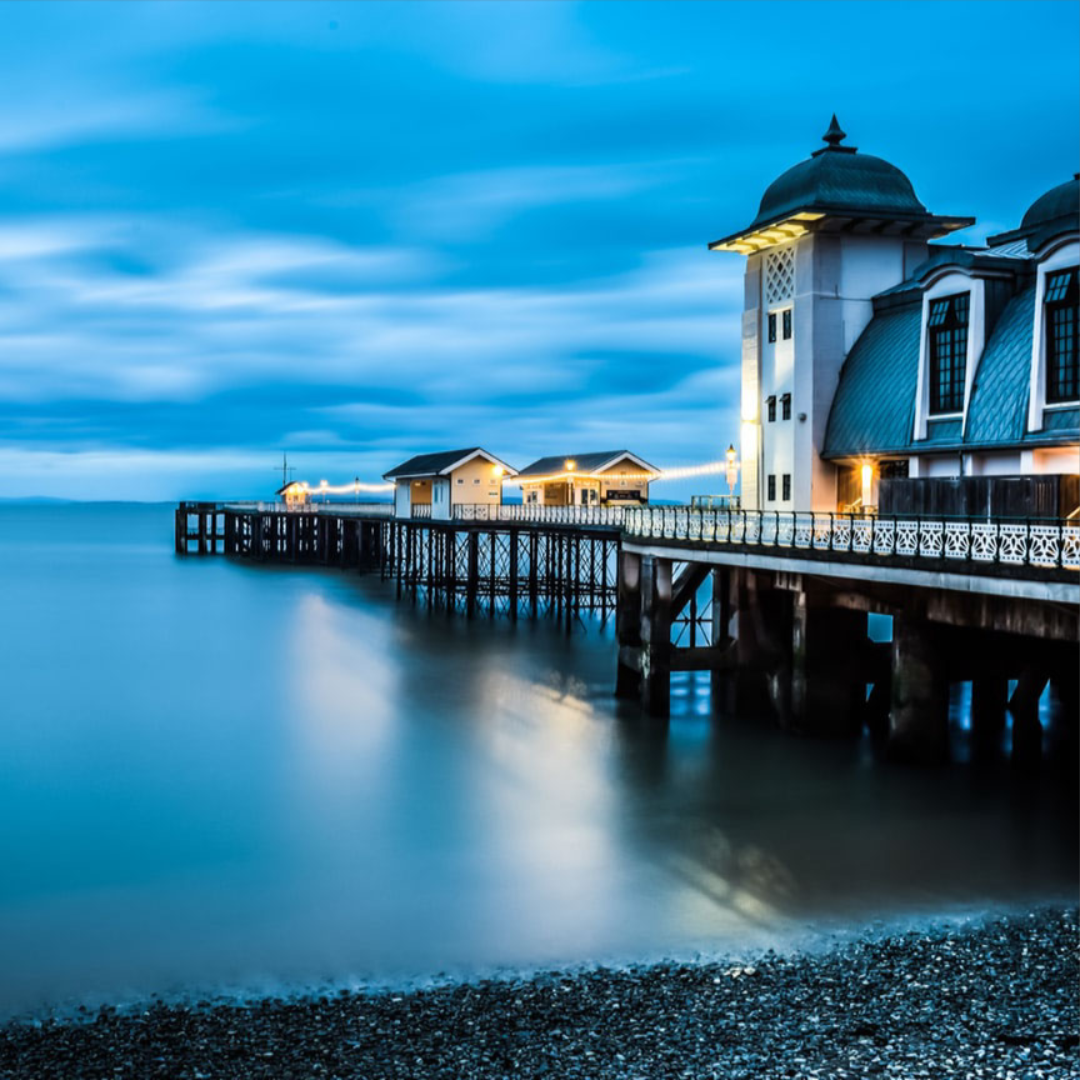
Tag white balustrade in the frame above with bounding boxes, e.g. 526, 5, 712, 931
437, 502, 1074, 572
615, 508, 1074, 572
873, 519, 895, 556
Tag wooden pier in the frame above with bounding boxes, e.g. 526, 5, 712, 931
175, 502, 620, 619
178, 498, 1078, 762
614, 506, 1079, 760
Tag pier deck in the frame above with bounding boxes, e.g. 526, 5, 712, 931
175, 502, 621, 619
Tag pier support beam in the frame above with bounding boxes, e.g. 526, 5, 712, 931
615, 551, 642, 700
971, 673, 1009, 758
888, 615, 949, 762
1010, 661, 1049, 765
790, 592, 867, 737
639, 555, 672, 718
727, 570, 788, 717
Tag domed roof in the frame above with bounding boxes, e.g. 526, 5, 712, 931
1020, 175, 1079, 232
709, 117, 973, 253
749, 116, 928, 229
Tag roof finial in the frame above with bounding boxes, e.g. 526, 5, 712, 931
822, 114, 847, 148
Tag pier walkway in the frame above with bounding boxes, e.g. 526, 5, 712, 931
175, 501, 622, 620
176, 498, 1077, 760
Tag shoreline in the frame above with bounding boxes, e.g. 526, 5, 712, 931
2, 907, 1076, 1079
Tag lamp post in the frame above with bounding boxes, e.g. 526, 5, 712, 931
725, 444, 740, 503
564, 459, 577, 507
320, 479, 328, 505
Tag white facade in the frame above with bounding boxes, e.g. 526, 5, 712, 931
720, 123, 1079, 511
741, 233, 929, 511
384, 449, 517, 520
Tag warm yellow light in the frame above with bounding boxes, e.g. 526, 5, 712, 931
296, 478, 392, 494
502, 458, 721, 487
491, 465, 504, 478
726, 443, 737, 465
861, 462, 875, 506
740, 385, 759, 423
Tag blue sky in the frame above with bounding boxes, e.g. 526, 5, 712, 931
0, 0, 1076, 500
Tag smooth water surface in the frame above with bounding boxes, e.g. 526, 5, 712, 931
0, 504, 1075, 1014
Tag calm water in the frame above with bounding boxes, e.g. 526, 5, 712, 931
0, 503, 1075, 1015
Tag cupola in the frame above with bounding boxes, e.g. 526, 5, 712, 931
710, 116, 974, 254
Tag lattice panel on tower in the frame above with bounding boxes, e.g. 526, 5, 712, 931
764, 246, 794, 307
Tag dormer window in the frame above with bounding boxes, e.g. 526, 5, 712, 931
1045, 268, 1078, 405
928, 292, 969, 415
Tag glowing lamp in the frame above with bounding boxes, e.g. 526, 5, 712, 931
861, 462, 875, 507
724, 442, 741, 497
565, 459, 577, 472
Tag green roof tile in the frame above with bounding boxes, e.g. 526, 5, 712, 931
823, 302, 922, 457
963, 286, 1035, 446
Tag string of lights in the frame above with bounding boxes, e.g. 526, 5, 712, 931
284, 479, 395, 495
289, 453, 739, 497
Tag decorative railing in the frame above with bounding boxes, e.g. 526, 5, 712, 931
453, 503, 628, 527
323, 503, 394, 518
220, 501, 393, 517
623, 507, 1080, 572
410, 504, 433, 520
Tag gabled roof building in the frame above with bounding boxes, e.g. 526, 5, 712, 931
714, 117, 1078, 513
382, 448, 517, 520
516, 450, 659, 507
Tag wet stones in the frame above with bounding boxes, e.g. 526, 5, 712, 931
1, 908, 1076, 1079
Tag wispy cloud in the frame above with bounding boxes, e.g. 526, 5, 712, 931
0, 0, 1074, 497
393, 162, 677, 241
0, 214, 739, 419
0, 84, 231, 154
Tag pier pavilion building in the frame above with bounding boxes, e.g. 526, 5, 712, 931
383, 448, 517, 520
276, 480, 310, 507
515, 451, 660, 507
712, 117, 1079, 514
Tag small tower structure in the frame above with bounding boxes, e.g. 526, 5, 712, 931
710, 117, 972, 510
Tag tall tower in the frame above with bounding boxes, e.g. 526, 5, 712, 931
710, 117, 971, 511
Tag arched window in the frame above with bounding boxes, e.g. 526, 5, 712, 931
1045, 268, 1078, 405
928, 293, 969, 415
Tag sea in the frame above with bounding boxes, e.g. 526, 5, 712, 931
0, 502, 1075, 1017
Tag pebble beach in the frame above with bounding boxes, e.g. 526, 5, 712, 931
2, 907, 1076, 1079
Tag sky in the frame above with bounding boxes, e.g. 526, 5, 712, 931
0, 1, 1076, 501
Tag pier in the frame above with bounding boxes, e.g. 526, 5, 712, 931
614, 506, 1078, 760
174, 126, 1080, 764
175, 501, 621, 620
177, 498, 1077, 759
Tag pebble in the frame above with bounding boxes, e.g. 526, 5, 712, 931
0, 908, 1076, 1079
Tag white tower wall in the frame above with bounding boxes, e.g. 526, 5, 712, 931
742, 233, 927, 511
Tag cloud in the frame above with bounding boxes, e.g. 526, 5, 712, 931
392, 162, 677, 241
0, 84, 231, 154
0, 205, 743, 497
0, 216, 739, 409
0, 0, 1074, 499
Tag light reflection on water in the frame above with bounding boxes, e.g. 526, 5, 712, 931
0, 504, 1075, 1014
